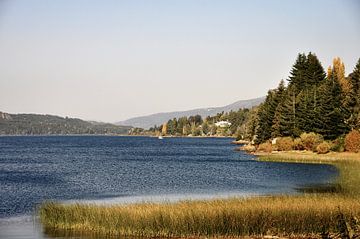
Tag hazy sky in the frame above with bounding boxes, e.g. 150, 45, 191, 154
0, 0, 359, 122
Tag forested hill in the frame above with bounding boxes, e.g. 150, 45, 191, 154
118, 97, 265, 129
0, 112, 131, 135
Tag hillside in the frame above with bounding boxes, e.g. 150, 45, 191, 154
0, 112, 131, 135
118, 97, 265, 129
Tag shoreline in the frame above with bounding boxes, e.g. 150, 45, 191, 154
0, 134, 236, 139
38, 149, 360, 238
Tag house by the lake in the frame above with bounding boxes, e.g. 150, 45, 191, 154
215, 121, 231, 128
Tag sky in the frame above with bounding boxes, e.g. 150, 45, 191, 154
0, 0, 359, 122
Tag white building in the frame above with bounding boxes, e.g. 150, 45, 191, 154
215, 121, 232, 128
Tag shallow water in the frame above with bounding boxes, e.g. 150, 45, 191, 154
0, 136, 338, 238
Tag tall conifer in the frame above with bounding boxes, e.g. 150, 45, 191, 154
348, 58, 360, 129
317, 71, 349, 139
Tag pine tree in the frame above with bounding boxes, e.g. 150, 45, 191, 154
271, 104, 282, 138
350, 58, 360, 94
256, 81, 285, 143
317, 71, 349, 139
288, 53, 308, 94
177, 117, 188, 135
292, 53, 325, 135
270, 80, 287, 137
296, 85, 323, 134
256, 91, 276, 143
244, 107, 259, 141
273, 85, 298, 137
348, 58, 360, 129
305, 53, 326, 87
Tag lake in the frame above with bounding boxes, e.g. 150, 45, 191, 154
0, 136, 337, 238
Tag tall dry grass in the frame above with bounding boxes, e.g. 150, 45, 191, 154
39, 152, 360, 238
40, 195, 360, 238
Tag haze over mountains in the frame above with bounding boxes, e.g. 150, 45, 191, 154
118, 96, 265, 129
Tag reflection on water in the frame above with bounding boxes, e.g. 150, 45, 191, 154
0, 136, 338, 239
295, 183, 341, 194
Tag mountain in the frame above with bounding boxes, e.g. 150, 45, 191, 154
118, 96, 265, 129
0, 111, 131, 135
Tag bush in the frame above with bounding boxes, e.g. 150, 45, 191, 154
316, 142, 331, 154
331, 136, 345, 152
276, 137, 294, 151
345, 130, 360, 153
257, 142, 272, 153
293, 138, 304, 150
300, 132, 323, 151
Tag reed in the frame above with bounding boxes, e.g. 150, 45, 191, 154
40, 195, 360, 237
39, 152, 360, 238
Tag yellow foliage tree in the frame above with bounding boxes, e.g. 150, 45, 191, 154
162, 123, 167, 135
329, 57, 352, 106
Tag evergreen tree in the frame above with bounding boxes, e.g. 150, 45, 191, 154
272, 85, 298, 137
166, 118, 177, 135
295, 53, 325, 133
317, 71, 349, 139
350, 58, 360, 95
201, 121, 209, 135
243, 107, 259, 141
177, 117, 188, 135
296, 86, 320, 133
256, 94, 274, 142
305, 53, 326, 87
256, 81, 285, 143
288, 53, 308, 94
348, 58, 360, 129
188, 115, 203, 126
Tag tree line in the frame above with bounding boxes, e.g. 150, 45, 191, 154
255, 53, 360, 144
130, 109, 250, 137
131, 53, 360, 145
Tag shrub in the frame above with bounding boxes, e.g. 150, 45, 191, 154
257, 142, 272, 153
293, 138, 304, 150
331, 136, 345, 152
300, 132, 323, 151
316, 142, 331, 154
345, 130, 360, 153
276, 137, 294, 151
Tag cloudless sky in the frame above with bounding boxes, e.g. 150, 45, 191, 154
0, 0, 359, 122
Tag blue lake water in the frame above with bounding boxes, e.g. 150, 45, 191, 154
0, 136, 338, 238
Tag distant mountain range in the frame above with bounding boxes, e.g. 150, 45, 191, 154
0, 111, 131, 135
117, 96, 265, 129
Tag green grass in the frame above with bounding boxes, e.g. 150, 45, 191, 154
39, 152, 360, 238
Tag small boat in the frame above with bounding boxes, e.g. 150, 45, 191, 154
158, 136, 163, 140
